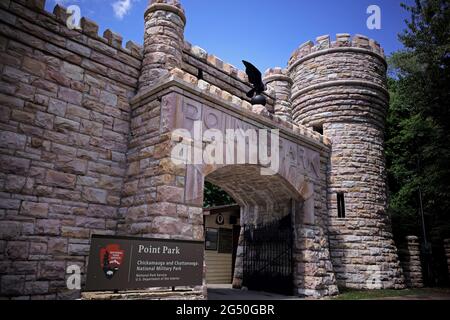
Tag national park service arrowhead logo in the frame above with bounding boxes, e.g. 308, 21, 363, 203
100, 244, 124, 280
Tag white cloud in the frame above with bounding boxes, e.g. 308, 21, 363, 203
112, 0, 133, 20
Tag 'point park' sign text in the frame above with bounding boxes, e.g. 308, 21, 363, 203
85, 235, 204, 291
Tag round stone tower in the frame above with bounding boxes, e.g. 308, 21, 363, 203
263, 67, 293, 122
288, 34, 404, 289
139, 0, 186, 90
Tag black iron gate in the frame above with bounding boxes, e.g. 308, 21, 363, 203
242, 215, 293, 295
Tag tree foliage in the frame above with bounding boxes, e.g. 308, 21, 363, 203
203, 181, 235, 208
386, 0, 450, 242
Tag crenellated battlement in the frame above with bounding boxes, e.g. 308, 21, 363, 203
181, 40, 278, 108
164, 68, 329, 146
183, 41, 249, 84
288, 33, 385, 70
13, 0, 144, 58
150, 0, 183, 9
288, 32, 389, 129
145, 0, 186, 24
263, 67, 292, 84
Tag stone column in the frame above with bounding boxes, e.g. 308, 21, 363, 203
445, 239, 450, 277
399, 236, 424, 288
139, 0, 186, 90
288, 34, 404, 289
263, 67, 293, 122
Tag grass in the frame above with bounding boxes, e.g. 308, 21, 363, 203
331, 287, 450, 300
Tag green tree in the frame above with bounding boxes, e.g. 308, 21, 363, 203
386, 0, 450, 242
203, 181, 235, 208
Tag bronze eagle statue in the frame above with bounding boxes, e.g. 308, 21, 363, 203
242, 60, 267, 106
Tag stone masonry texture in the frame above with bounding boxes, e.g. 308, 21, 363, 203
398, 236, 423, 288
0, 0, 404, 299
288, 34, 404, 289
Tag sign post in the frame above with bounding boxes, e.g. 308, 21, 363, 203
85, 235, 204, 292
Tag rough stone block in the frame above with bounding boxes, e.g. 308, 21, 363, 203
1, 275, 25, 295
38, 261, 66, 280
103, 29, 123, 48
47, 238, 67, 254
45, 170, 76, 188
81, 17, 99, 36
20, 201, 49, 218
0, 221, 22, 240
6, 241, 29, 260
156, 185, 184, 203
0, 131, 27, 150
35, 219, 61, 236
48, 98, 67, 117
82, 187, 108, 204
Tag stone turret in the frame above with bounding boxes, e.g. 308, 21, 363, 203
139, 0, 186, 90
263, 67, 293, 122
288, 34, 405, 289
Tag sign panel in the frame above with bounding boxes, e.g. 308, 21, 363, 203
85, 235, 204, 291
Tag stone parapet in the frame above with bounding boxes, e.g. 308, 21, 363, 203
263, 68, 293, 122
289, 34, 385, 69
145, 0, 186, 24
144, 69, 330, 148
12, 0, 144, 58
288, 34, 388, 130
182, 41, 276, 108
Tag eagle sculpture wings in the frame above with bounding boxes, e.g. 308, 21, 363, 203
242, 60, 267, 106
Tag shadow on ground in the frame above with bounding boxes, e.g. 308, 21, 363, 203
207, 285, 450, 300
207, 284, 302, 300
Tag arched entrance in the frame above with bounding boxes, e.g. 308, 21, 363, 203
124, 91, 340, 297
204, 164, 303, 295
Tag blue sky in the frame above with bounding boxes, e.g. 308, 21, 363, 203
46, 0, 413, 72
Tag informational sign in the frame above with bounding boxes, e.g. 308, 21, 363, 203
85, 235, 204, 291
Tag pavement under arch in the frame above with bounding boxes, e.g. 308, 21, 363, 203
207, 284, 303, 300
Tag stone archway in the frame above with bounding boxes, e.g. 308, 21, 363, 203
125, 88, 339, 297
204, 164, 303, 294
206, 164, 300, 224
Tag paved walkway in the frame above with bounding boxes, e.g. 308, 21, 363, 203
207, 284, 302, 300
207, 285, 450, 300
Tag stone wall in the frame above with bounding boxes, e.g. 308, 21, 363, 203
398, 236, 423, 288
288, 34, 405, 289
0, 0, 141, 299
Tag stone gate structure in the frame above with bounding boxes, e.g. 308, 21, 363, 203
0, 0, 405, 299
